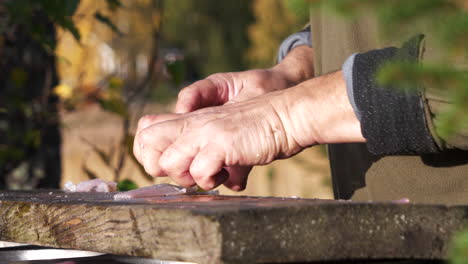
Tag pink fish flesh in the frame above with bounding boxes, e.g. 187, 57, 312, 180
113, 184, 199, 200
64, 179, 117, 193
393, 198, 410, 204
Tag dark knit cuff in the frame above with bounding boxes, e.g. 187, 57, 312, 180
352, 35, 439, 155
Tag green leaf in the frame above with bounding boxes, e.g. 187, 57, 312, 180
60, 17, 81, 42
108, 76, 124, 94
24, 130, 41, 148
10, 67, 28, 87
97, 96, 128, 118
94, 12, 122, 36
117, 179, 138, 191
449, 227, 468, 264
267, 167, 275, 182
284, 0, 310, 21
166, 60, 186, 86
37, 0, 80, 17
63, 0, 81, 17
36, 0, 81, 42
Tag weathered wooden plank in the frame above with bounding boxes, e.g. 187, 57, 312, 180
0, 190, 466, 264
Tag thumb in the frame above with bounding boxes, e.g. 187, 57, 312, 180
136, 114, 180, 134
175, 78, 228, 113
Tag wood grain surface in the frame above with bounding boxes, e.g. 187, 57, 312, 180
0, 191, 466, 264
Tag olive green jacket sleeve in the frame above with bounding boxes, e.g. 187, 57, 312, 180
311, 9, 468, 154
424, 86, 468, 151
312, 7, 468, 204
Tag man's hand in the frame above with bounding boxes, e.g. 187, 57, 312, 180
174, 69, 292, 187
134, 71, 365, 191
175, 46, 314, 113
175, 69, 287, 113
135, 90, 304, 191
166, 46, 313, 190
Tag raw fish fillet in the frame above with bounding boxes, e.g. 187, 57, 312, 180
393, 198, 410, 203
114, 184, 198, 200
64, 179, 117, 192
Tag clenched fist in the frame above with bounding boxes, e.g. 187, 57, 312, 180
134, 71, 364, 191
166, 46, 314, 189
135, 89, 304, 191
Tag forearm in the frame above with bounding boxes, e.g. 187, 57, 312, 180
276, 70, 365, 148
270, 45, 314, 87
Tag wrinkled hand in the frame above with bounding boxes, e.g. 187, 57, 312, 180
176, 45, 314, 113
173, 69, 291, 191
168, 46, 314, 190
134, 71, 364, 191
134, 90, 304, 191
175, 69, 291, 113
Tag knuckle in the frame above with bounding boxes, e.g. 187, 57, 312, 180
178, 85, 197, 100
143, 163, 162, 177
250, 70, 272, 92
137, 129, 152, 145
191, 169, 205, 182
159, 147, 184, 174
197, 179, 215, 191
177, 87, 189, 99
158, 155, 172, 173
173, 174, 195, 188
137, 115, 154, 130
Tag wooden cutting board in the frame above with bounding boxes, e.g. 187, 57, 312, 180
0, 190, 466, 264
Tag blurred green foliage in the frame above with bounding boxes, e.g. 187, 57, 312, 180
451, 227, 468, 264
1, 0, 81, 48
0, 0, 70, 187
81, 75, 154, 184
0, 0, 136, 189
117, 178, 138, 191
166, 60, 185, 86
314, 0, 468, 139
247, 0, 308, 68
313, 0, 468, 262
162, 0, 254, 76
284, 0, 310, 22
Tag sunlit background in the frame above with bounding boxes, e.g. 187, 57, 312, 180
54, 0, 332, 198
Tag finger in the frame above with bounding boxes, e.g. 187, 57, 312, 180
159, 137, 198, 187
136, 114, 180, 134
189, 146, 226, 190
140, 141, 164, 177
223, 166, 252, 191
133, 135, 143, 164
134, 114, 180, 164
169, 171, 195, 188
137, 120, 181, 177
175, 78, 227, 113
211, 168, 230, 189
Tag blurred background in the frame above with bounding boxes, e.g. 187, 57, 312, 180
1, 0, 467, 198
3, 0, 468, 260
0, 0, 333, 198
